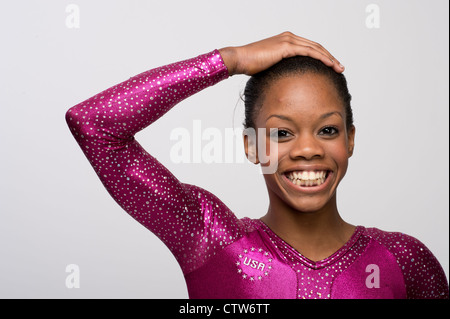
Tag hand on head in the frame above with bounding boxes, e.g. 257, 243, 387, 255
219, 31, 345, 76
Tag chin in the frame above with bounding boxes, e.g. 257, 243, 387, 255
286, 197, 332, 214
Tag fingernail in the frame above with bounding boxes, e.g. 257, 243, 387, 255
339, 63, 345, 70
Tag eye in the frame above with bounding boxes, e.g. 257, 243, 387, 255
319, 126, 339, 136
270, 129, 292, 140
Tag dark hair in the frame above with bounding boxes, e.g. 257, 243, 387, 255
243, 56, 353, 131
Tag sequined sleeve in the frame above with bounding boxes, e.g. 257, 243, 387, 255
366, 228, 449, 299
65, 50, 245, 274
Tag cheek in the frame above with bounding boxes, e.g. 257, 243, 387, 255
327, 140, 351, 172
267, 139, 287, 159
258, 133, 283, 170
263, 140, 293, 175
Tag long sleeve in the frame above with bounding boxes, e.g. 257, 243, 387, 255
65, 50, 245, 275
365, 228, 449, 299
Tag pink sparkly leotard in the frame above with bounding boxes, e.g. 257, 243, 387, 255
66, 50, 449, 299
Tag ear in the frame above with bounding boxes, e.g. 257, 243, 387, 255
243, 132, 260, 164
347, 125, 356, 157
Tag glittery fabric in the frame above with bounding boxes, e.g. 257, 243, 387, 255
66, 50, 449, 299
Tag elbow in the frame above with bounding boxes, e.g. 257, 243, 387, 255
65, 103, 126, 149
65, 101, 131, 150
65, 106, 75, 128
65, 103, 92, 139
65, 105, 81, 133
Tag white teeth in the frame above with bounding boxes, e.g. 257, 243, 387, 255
286, 170, 328, 187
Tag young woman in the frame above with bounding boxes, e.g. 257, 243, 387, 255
66, 32, 449, 299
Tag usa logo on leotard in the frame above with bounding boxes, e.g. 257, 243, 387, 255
236, 247, 273, 282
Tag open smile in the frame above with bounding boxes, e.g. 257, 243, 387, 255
282, 169, 333, 192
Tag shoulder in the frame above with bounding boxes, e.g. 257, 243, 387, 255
364, 227, 425, 255
363, 227, 449, 299
181, 183, 256, 234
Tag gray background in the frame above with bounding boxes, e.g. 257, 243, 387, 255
0, 0, 448, 298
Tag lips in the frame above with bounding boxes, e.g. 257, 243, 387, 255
284, 170, 331, 187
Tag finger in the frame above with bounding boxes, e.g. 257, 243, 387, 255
289, 44, 345, 73
295, 38, 344, 72
297, 42, 345, 73
288, 33, 336, 62
284, 33, 345, 72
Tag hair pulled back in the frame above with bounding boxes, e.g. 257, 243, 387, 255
243, 56, 353, 131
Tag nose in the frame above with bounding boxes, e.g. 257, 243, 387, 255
289, 133, 324, 160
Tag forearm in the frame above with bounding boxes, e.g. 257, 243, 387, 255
66, 49, 228, 147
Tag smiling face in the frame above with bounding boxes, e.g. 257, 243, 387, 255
245, 73, 355, 214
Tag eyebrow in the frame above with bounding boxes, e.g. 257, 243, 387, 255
265, 111, 343, 123
265, 114, 292, 122
320, 111, 343, 120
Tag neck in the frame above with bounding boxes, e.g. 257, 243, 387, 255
261, 193, 355, 262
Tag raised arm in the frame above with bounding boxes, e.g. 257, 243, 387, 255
65, 50, 239, 274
